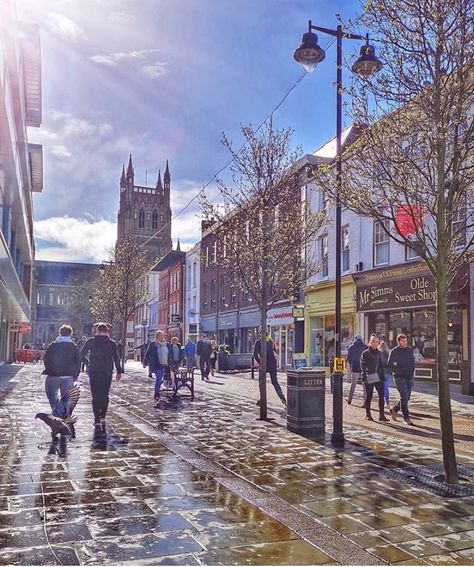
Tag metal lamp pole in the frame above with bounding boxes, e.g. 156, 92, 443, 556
294, 21, 382, 447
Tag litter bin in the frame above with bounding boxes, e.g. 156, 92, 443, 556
287, 368, 326, 439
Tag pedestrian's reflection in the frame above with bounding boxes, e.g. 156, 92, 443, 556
91, 424, 129, 452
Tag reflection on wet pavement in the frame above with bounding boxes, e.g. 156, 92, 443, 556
2, 363, 474, 565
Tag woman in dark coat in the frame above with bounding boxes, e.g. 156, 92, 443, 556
360, 334, 389, 422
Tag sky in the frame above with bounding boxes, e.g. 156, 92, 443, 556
17, 0, 363, 263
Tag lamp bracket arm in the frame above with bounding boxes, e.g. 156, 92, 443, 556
308, 21, 367, 42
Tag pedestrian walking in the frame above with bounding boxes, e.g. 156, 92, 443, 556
42, 325, 81, 430
196, 334, 212, 381
346, 334, 367, 405
144, 330, 170, 405
169, 337, 183, 384
378, 341, 392, 408
360, 335, 389, 422
253, 330, 286, 407
77, 335, 88, 372
388, 333, 416, 425
184, 337, 196, 370
210, 339, 218, 377
80, 323, 123, 429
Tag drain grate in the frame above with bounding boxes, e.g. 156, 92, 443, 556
381, 464, 474, 497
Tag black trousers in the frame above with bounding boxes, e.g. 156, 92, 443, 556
364, 380, 385, 416
89, 371, 113, 422
268, 366, 285, 400
199, 355, 211, 378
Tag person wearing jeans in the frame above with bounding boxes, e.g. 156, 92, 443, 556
360, 335, 389, 422
144, 330, 170, 405
378, 341, 393, 408
388, 333, 416, 426
253, 331, 286, 407
43, 324, 81, 423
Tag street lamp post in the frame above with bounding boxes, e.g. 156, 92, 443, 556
294, 21, 382, 447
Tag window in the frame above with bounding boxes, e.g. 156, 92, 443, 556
230, 272, 237, 303
319, 235, 328, 277
342, 226, 349, 272
223, 235, 227, 257
193, 262, 197, 287
210, 279, 216, 307
452, 207, 466, 246
212, 241, 217, 264
202, 283, 208, 307
139, 209, 145, 229
152, 210, 158, 229
406, 243, 420, 260
374, 221, 389, 266
205, 246, 209, 268
220, 275, 226, 306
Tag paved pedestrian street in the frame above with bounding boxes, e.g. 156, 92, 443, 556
1, 364, 474, 565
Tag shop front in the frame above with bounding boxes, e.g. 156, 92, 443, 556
267, 304, 296, 370
217, 313, 237, 350
353, 262, 471, 394
238, 308, 260, 354
305, 277, 357, 375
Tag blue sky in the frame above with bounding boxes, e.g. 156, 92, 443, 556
18, 0, 362, 262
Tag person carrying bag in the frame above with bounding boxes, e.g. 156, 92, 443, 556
360, 334, 389, 422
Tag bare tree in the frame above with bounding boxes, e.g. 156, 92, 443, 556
90, 236, 153, 364
314, 0, 474, 483
202, 123, 326, 420
68, 270, 100, 338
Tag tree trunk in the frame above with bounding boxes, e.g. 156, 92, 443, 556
436, 262, 458, 484
259, 307, 268, 420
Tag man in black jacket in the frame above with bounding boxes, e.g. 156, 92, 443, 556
253, 330, 286, 407
43, 324, 81, 420
388, 333, 416, 425
80, 323, 123, 428
196, 334, 212, 381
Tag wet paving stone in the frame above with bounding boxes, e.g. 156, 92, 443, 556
427, 531, 474, 552
0, 525, 47, 549
0, 544, 79, 566
302, 497, 362, 517
86, 512, 194, 539
75, 532, 203, 564
366, 543, 416, 563
197, 539, 334, 565
396, 537, 449, 557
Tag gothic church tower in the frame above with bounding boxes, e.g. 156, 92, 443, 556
117, 154, 173, 262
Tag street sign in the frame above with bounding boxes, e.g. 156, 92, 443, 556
170, 314, 180, 324
333, 357, 346, 373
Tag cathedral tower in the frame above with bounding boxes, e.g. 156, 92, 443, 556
117, 154, 173, 262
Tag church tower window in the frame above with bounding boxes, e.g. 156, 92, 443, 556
139, 209, 145, 229
160, 212, 164, 222
152, 210, 158, 229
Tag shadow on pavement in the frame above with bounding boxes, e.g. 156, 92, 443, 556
91, 426, 130, 451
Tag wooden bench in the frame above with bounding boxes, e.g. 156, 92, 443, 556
170, 367, 195, 399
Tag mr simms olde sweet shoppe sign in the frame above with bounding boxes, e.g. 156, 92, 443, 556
353, 262, 468, 312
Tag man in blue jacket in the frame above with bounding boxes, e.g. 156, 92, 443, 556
346, 334, 367, 405
388, 333, 416, 425
184, 338, 196, 370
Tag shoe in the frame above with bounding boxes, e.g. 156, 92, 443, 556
403, 418, 414, 426
201, 377, 205, 381
346, 398, 352, 405
256, 400, 261, 407
379, 415, 389, 422
390, 408, 398, 422
366, 414, 374, 421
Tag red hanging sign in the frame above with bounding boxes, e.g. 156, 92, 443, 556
395, 205, 424, 238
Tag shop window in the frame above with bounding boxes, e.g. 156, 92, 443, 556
389, 311, 411, 346
412, 309, 436, 361
342, 226, 349, 272
319, 235, 328, 278
374, 220, 389, 266
309, 315, 353, 366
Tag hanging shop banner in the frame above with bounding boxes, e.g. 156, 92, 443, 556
395, 205, 424, 238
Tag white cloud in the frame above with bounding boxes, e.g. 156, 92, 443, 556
34, 216, 116, 263
141, 62, 168, 79
90, 48, 161, 66
46, 12, 87, 43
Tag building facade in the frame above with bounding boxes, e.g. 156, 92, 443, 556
306, 141, 473, 393
184, 243, 201, 342
0, 3, 43, 362
168, 256, 185, 341
116, 155, 172, 263
32, 261, 98, 345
